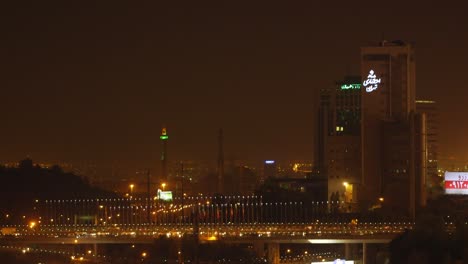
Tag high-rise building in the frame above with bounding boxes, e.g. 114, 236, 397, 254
263, 160, 277, 179
316, 41, 427, 217
316, 76, 362, 206
360, 40, 425, 217
416, 100, 439, 198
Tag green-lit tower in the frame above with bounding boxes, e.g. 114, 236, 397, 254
160, 126, 168, 182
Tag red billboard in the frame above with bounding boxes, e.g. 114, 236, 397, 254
445, 172, 468, 195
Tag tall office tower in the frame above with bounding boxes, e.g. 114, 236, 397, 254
361, 41, 425, 217
263, 160, 277, 179
160, 126, 168, 182
217, 129, 224, 194
416, 100, 439, 198
361, 40, 416, 120
316, 76, 362, 206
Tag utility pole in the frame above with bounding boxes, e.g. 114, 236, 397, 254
181, 162, 185, 223
217, 129, 224, 194
147, 169, 151, 223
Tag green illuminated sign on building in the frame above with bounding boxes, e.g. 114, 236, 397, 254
340, 84, 361, 90
160, 135, 169, 140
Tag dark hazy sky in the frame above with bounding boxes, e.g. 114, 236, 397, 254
1, 1, 467, 174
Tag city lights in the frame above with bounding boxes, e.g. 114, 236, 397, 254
0, 4, 462, 263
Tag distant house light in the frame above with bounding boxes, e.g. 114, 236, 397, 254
415, 100, 435, 104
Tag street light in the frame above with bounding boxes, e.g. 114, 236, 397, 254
129, 184, 135, 199
161, 183, 167, 191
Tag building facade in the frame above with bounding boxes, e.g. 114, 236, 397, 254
360, 40, 425, 217
316, 41, 427, 217
316, 76, 362, 208
416, 100, 439, 198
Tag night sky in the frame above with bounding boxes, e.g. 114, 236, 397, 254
1, 1, 467, 175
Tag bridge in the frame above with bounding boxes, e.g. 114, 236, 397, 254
2, 222, 410, 264
1, 196, 420, 263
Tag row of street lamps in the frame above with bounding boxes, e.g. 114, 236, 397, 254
28, 200, 397, 227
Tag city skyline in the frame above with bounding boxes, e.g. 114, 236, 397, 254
1, 2, 468, 175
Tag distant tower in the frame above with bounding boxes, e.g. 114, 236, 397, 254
416, 100, 438, 199
160, 126, 169, 182
217, 129, 224, 194
263, 160, 277, 179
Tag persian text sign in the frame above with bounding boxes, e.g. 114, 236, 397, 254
341, 84, 361, 90
363, 70, 381, 92
445, 172, 468, 195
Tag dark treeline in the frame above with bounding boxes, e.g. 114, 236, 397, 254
0, 250, 70, 264
0, 159, 115, 220
390, 195, 468, 263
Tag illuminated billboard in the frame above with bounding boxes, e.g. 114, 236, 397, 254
158, 190, 173, 201
445, 172, 468, 195
363, 70, 381, 92
340, 84, 361, 90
